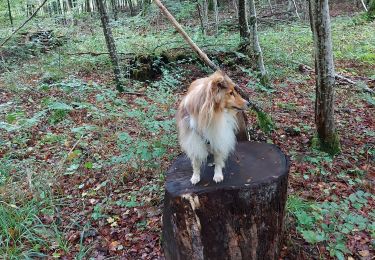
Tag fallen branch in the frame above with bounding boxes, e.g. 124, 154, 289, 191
298, 63, 374, 94
0, 0, 48, 48
66, 51, 134, 57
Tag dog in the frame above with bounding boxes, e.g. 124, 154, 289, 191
176, 70, 249, 185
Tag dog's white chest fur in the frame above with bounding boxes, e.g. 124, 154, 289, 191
189, 111, 237, 156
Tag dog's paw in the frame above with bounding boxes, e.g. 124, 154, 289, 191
191, 175, 201, 185
213, 173, 224, 183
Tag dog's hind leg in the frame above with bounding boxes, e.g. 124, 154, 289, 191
191, 158, 202, 185
213, 152, 225, 183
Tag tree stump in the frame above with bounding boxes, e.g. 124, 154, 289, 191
162, 141, 289, 260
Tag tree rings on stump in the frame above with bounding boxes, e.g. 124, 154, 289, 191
162, 141, 289, 260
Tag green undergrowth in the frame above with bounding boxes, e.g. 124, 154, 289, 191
0, 64, 179, 257
1, 9, 374, 258
287, 193, 375, 259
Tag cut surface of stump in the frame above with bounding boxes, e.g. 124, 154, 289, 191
163, 141, 289, 260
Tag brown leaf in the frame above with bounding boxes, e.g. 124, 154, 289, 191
358, 250, 370, 257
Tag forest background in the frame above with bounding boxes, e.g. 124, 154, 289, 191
0, 0, 374, 259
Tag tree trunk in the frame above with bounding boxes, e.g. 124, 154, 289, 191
213, 0, 219, 35
238, 0, 250, 42
95, 0, 124, 92
249, 0, 268, 86
202, 0, 209, 35
368, 0, 375, 16
86, 0, 91, 12
308, 0, 340, 155
267, 0, 274, 13
127, 0, 134, 16
7, 0, 13, 26
111, 0, 118, 19
197, 3, 206, 34
233, 0, 239, 19
163, 142, 289, 260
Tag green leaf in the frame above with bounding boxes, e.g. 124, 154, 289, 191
71, 125, 96, 135
48, 102, 73, 110
301, 230, 326, 244
118, 132, 132, 143
84, 162, 93, 169
0, 122, 20, 132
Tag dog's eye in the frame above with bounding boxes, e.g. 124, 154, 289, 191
229, 91, 234, 96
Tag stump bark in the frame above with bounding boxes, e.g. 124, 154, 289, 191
162, 141, 289, 260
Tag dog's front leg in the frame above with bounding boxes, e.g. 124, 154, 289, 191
191, 158, 202, 185
213, 152, 225, 183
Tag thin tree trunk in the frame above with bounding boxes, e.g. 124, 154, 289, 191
213, 0, 219, 35
233, 0, 238, 18
249, 0, 268, 85
267, 0, 274, 13
238, 0, 250, 42
112, 0, 118, 20
202, 0, 209, 35
86, 0, 91, 12
95, 0, 124, 92
57, 0, 63, 14
368, 0, 375, 15
196, 3, 206, 34
7, 0, 13, 26
308, 0, 340, 154
128, 0, 134, 16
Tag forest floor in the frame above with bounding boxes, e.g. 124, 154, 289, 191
0, 7, 374, 260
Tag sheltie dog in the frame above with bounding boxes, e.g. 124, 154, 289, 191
176, 70, 249, 185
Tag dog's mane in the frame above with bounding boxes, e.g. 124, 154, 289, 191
182, 72, 225, 132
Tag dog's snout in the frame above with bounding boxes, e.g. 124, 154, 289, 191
245, 100, 250, 107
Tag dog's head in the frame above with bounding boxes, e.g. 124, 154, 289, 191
209, 70, 249, 112
180, 70, 249, 130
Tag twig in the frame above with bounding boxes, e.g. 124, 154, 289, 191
360, 0, 368, 11
57, 134, 84, 173
0, 0, 49, 48
0, 201, 19, 209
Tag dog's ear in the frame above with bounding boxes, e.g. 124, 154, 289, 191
211, 71, 227, 89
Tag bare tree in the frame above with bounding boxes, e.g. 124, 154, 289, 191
202, 0, 209, 35
238, 0, 250, 42
96, 0, 124, 92
368, 0, 375, 15
7, 0, 13, 26
233, 0, 238, 18
249, 0, 268, 85
213, 0, 219, 35
309, 0, 340, 154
